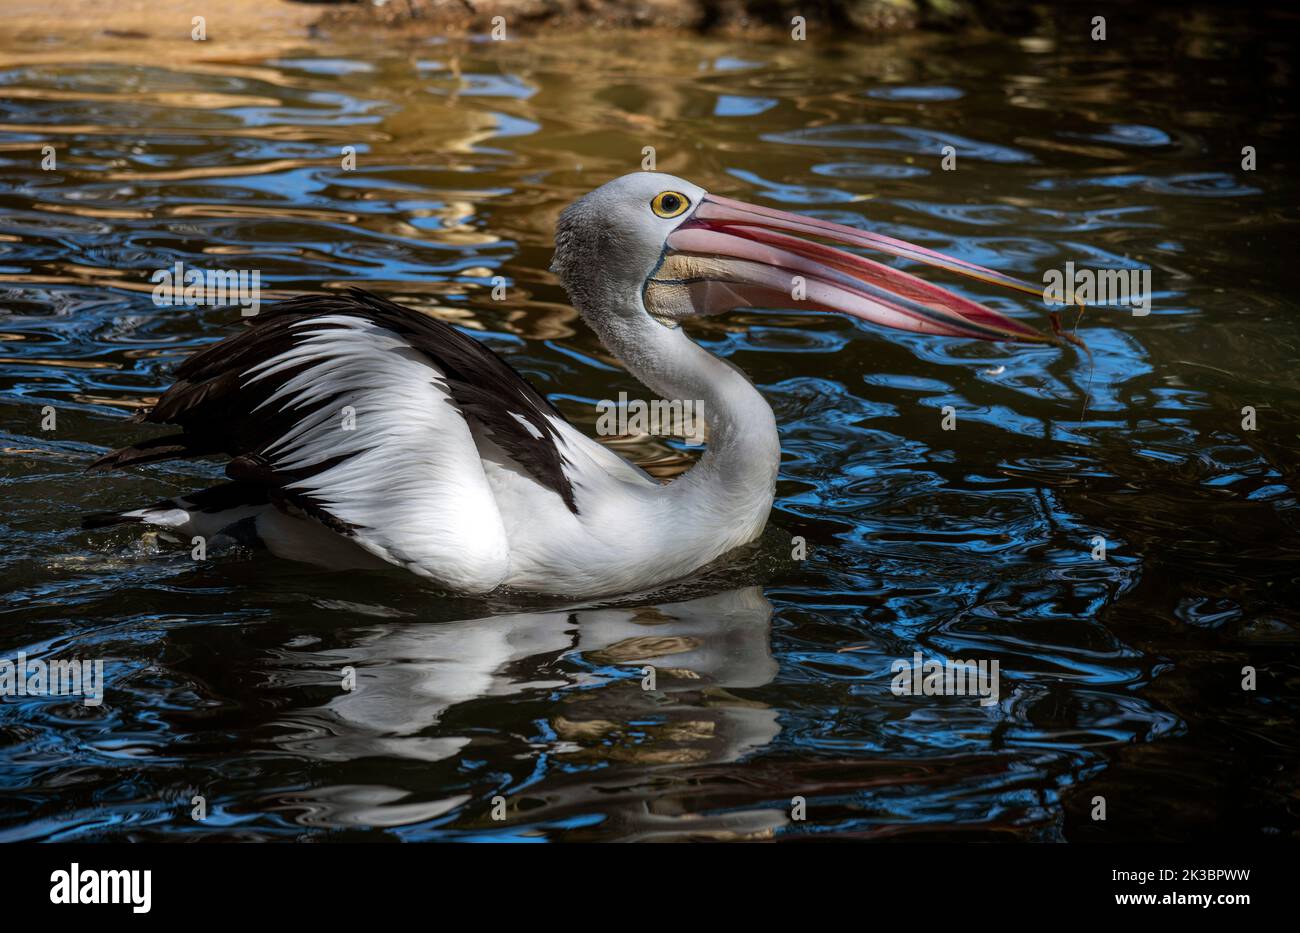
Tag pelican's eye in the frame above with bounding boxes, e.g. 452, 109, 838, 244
651, 191, 691, 219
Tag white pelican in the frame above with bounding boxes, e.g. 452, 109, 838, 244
85, 172, 1049, 597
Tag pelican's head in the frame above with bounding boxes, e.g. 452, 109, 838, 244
552, 171, 1048, 343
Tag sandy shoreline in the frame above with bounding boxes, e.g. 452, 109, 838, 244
0, 0, 981, 59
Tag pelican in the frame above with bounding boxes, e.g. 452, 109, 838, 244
84, 172, 1049, 597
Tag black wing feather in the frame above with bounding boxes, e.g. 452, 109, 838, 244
92, 289, 578, 515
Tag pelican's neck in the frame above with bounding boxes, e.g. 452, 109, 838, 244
586, 309, 780, 545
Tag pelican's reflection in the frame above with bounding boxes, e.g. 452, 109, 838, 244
276, 587, 778, 771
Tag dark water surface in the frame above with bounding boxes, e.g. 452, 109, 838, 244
1, 18, 1298, 841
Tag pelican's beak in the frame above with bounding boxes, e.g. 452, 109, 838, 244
654, 194, 1048, 342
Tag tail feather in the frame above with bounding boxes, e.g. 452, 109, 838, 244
88, 434, 199, 471
82, 482, 270, 533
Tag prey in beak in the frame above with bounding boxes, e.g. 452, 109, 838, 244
647, 193, 1051, 344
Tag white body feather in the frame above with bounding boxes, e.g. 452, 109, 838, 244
136, 310, 779, 598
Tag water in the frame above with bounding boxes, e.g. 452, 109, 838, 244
1, 20, 1298, 841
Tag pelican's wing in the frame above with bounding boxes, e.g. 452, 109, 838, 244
92, 289, 580, 589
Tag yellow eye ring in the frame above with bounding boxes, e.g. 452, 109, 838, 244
651, 191, 691, 219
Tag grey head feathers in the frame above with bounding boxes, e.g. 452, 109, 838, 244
550, 172, 707, 326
